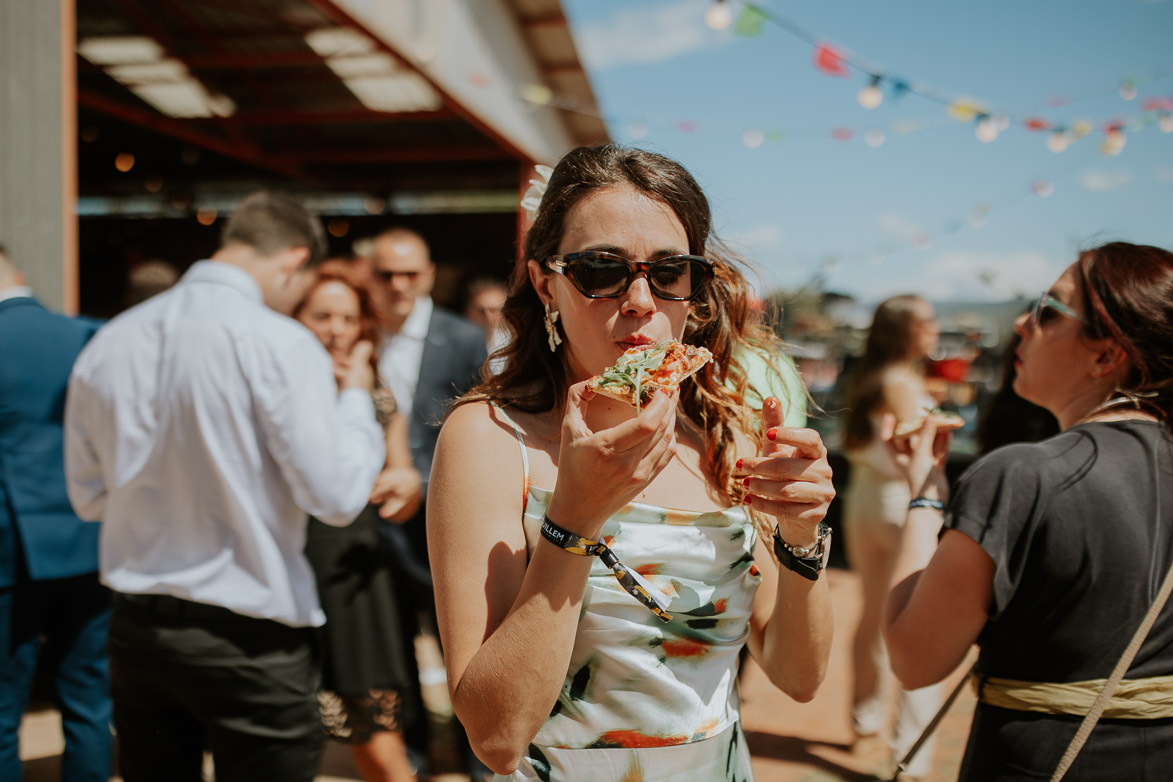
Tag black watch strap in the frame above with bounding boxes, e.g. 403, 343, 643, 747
773, 523, 832, 581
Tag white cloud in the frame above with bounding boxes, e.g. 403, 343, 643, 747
726, 222, 784, 252
1081, 169, 1134, 191
829, 250, 1066, 303
573, 0, 728, 71
875, 213, 928, 242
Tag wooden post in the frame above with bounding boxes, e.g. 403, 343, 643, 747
0, 0, 76, 313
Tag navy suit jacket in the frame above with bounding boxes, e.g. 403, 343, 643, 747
0, 297, 102, 588
409, 307, 489, 494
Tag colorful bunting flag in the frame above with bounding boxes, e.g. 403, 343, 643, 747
947, 99, 984, 122
814, 43, 850, 78
734, 5, 768, 37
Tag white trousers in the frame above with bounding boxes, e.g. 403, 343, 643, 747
843, 467, 943, 778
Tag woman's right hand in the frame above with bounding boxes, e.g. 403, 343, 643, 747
545, 381, 678, 538
370, 466, 423, 522
336, 341, 375, 392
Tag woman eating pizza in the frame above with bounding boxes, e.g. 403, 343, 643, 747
426, 144, 835, 781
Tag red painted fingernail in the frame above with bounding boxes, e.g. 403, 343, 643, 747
744, 495, 753, 504
736, 458, 743, 470
766, 429, 777, 441
743, 477, 751, 487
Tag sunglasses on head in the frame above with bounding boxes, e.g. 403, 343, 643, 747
1030, 292, 1088, 328
544, 251, 714, 301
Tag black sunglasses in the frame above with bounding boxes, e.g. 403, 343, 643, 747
545, 251, 714, 301
372, 269, 422, 282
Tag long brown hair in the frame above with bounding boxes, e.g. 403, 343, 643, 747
458, 144, 788, 503
842, 294, 928, 450
1077, 242, 1173, 433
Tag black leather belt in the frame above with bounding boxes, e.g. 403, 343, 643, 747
115, 592, 243, 623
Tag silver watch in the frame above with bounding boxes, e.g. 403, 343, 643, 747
772, 522, 832, 581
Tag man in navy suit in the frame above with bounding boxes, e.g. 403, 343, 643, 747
0, 246, 109, 781
369, 227, 488, 779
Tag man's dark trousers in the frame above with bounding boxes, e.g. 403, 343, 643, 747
107, 594, 324, 782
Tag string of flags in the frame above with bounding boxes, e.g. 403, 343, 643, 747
480, 1, 1171, 269
691, 0, 1171, 268
516, 78, 1171, 157
816, 144, 1107, 269
698, 0, 1173, 153
499, 1, 1173, 157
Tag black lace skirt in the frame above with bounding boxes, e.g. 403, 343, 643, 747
306, 505, 421, 742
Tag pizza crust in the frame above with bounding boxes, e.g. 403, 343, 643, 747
587, 341, 712, 409
892, 411, 966, 440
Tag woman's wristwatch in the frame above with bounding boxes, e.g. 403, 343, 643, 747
773, 522, 832, 581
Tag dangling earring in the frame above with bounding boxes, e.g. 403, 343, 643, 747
543, 303, 563, 353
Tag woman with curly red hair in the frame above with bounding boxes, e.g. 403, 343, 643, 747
294, 260, 422, 782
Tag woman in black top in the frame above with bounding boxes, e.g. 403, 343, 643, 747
883, 242, 1173, 780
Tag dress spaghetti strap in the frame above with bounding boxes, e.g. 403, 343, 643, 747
490, 403, 530, 514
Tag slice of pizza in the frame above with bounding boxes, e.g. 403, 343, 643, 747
587, 340, 713, 411
892, 408, 966, 441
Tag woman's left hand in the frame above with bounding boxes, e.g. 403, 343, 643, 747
737, 396, 835, 547
370, 466, 423, 522
881, 413, 951, 502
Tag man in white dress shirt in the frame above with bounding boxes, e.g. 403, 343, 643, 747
64, 192, 385, 782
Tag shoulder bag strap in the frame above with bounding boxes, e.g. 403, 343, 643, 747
1049, 555, 1173, 782
890, 661, 976, 779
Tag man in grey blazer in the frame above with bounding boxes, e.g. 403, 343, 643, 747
369, 227, 488, 779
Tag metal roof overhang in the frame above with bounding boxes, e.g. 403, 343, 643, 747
75, 0, 609, 208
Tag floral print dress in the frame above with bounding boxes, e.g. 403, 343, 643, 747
492, 407, 762, 782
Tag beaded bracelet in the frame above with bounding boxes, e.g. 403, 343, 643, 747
540, 515, 673, 623
908, 497, 946, 511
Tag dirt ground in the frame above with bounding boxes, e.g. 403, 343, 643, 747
19, 568, 977, 781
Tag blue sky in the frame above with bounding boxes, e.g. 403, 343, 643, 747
558, 0, 1173, 304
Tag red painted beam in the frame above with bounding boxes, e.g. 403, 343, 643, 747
182, 51, 329, 69
77, 89, 310, 181
300, 145, 515, 164
519, 13, 568, 27
188, 108, 456, 125
542, 62, 585, 76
